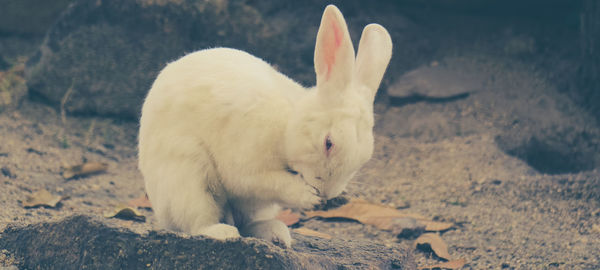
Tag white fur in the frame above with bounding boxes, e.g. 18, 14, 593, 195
138, 5, 392, 247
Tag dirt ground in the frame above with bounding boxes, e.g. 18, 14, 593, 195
1, 53, 599, 269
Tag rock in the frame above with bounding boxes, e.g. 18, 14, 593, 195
387, 57, 486, 99
0, 215, 415, 269
27, 0, 280, 119
392, 218, 425, 239
0, 64, 27, 113
0, 0, 72, 35
0, 249, 18, 268
0, 167, 15, 179
24, 0, 319, 119
0, 57, 9, 71
580, 0, 600, 121
25, 0, 417, 119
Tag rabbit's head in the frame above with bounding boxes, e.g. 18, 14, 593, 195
285, 5, 392, 200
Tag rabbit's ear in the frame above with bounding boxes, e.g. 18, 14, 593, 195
314, 5, 355, 100
355, 24, 392, 101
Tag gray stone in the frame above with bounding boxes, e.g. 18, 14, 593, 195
26, 0, 287, 119
25, 0, 417, 119
0, 215, 415, 269
387, 57, 486, 99
0, 66, 27, 113
0, 0, 71, 35
580, 0, 600, 121
24, 0, 321, 119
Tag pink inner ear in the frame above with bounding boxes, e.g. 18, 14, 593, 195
322, 18, 343, 80
332, 20, 343, 47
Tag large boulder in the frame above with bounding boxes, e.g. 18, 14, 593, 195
26, 0, 287, 119
0, 0, 71, 35
0, 64, 27, 113
0, 215, 415, 269
580, 0, 600, 121
25, 0, 416, 119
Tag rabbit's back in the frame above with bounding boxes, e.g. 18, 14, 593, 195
143, 48, 304, 123
139, 48, 305, 190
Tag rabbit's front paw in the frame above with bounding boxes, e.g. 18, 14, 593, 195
196, 223, 241, 240
300, 183, 322, 208
282, 181, 321, 209
240, 219, 292, 248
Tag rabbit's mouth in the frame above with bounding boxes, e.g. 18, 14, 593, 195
286, 165, 327, 198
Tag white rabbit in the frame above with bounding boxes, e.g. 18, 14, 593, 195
138, 4, 392, 247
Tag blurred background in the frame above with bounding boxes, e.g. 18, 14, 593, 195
0, 0, 596, 121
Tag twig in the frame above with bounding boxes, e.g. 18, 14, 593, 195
60, 81, 74, 127
59, 81, 74, 148
84, 119, 96, 146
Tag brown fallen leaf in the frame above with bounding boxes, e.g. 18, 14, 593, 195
421, 220, 455, 232
62, 162, 108, 179
305, 199, 424, 229
23, 189, 63, 208
392, 217, 426, 238
414, 233, 452, 261
304, 199, 453, 232
418, 258, 467, 269
104, 205, 145, 221
276, 209, 300, 226
293, 228, 332, 239
128, 194, 152, 209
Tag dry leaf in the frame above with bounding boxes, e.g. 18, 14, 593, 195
63, 162, 108, 179
414, 233, 452, 261
418, 258, 467, 269
128, 194, 152, 209
276, 209, 300, 226
421, 220, 455, 232
293, 228, 332, 239
304, 199, 452, 232
23, 189, 63, 208
104, 205, 145, 221
392, 217, 426, 238
305, 199, 425, 230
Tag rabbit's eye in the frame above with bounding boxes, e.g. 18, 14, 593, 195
325, 135, 334, 156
